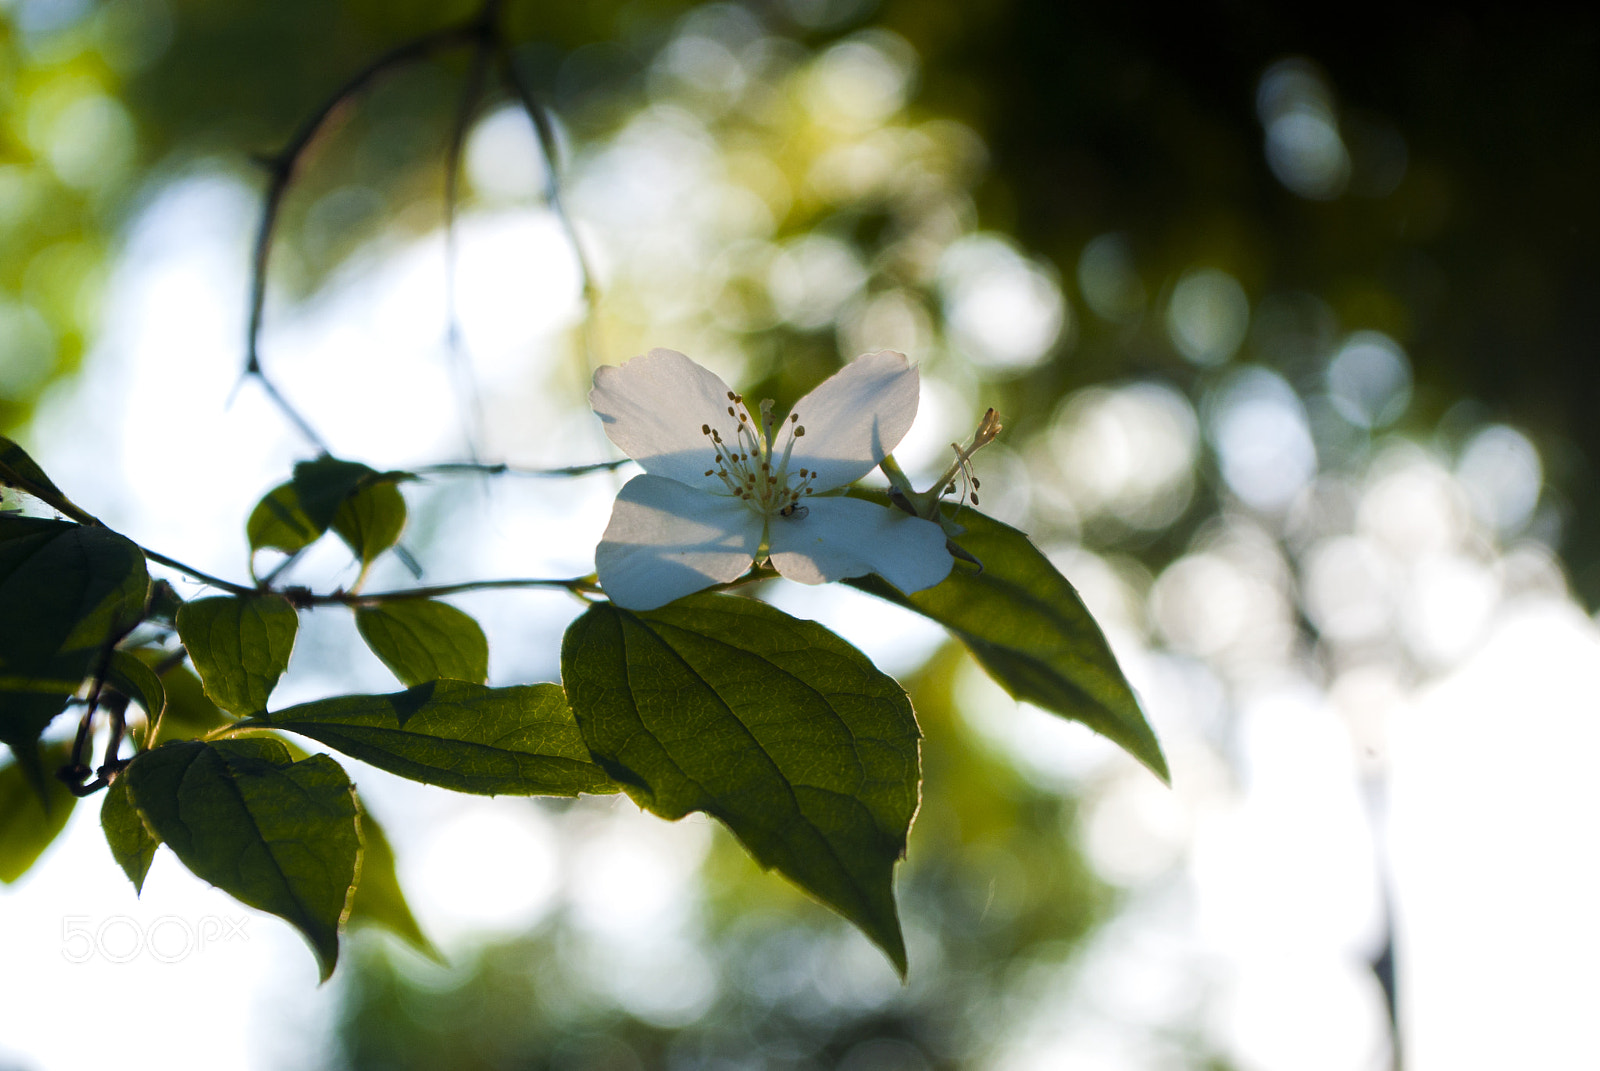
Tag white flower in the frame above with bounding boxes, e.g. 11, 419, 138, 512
589, 348, 954, 610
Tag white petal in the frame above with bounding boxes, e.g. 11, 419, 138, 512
767, 495, 953, 594
595, 474, 761, 610
590, 349, 740, 489
774, 350, 920, 491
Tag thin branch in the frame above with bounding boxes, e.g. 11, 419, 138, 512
296, 575, 598, 607
495, 40, 601, 362
442, 24, 496, 463
242, 8, 497, 450
414, 458, 630, 478
141, 548, 259, 597
140, 539, 594, 607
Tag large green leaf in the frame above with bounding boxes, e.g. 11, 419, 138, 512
848, 501, 1168, 783
354, 601, 489, 687
0, 743, 78, 884
0, 516, 149, 787
348, 799, 439, 961
175, 595, 298, 717
101, 775, 159, 894
242, 680, 615, 797
124, 737, 360, 981
292, 456, 385, 532
561, 593, 920, 974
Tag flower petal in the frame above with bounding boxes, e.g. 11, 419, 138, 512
775, 350, 920, 491
767, 495, 953, 594
595, 475, 761, 610
590, 349, 741, 489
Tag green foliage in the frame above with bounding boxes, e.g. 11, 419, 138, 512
244, 680, 616, 797
124, 736, 362, 981
138, 657, 234, 745
175, 594, 299, 717
101, 775, 159, 894
107, 649, 166, 723
246, 456, 412, 574
0, 514, 149, 781
562, 593, 921, 974
355, 600, 489, 686
0, 743, 78, 884
851, 500, 1168, 782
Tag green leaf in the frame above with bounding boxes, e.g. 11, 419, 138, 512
124, 737, 360, 981
561, 593, 920, 974
292, 456, 384, 532
348, 799, 440, 961
848, 502, 1167, 782
101, 775, 158, 893
134, 655, 234, 746
246, 459, 411, 573
107, 649, 165, 721
0, 434, 63, 502
354, 601, 488, 687
0, 435, 94, 523
0, 516, 149, 776
175, 595, 298, 717
242, 680, 616, 797
246, 481, 320, 557
332, 480, 407, 568
0, 743, 77, 884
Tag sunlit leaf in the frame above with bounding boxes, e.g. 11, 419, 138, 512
242, 680, 616, 797
354, 601, 488, 687
101, 775, 158, 894
348, 798, 440, 962
333, 480, 407, 568
124, 736, 360, 981
561, 593, 920, 974
0, 516, 149, 791
0, 743, 77, 884
246, 481, 319, 557
848, 499, 1168, 782
176, 594, 298, 717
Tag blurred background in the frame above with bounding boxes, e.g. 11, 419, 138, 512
4, 2, 1600, 1069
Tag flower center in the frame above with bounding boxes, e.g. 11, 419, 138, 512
700, 391, 818, 516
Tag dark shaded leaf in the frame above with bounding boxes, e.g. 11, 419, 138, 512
332, 480, 407, 568
0, 516, 149, 788
176, 595, 298, 717
348, 798, 440, 961
242, 680, 615, 797
355, 601, 488, 687
107, 649, 166, 722
124, 737, 360, 981
101, 775, 158, 893
0, 434, 63, 502
292, 456, 383, 532
561, 593, 919, 974
848, 500, 1168, 783
0, 742, 77, 884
